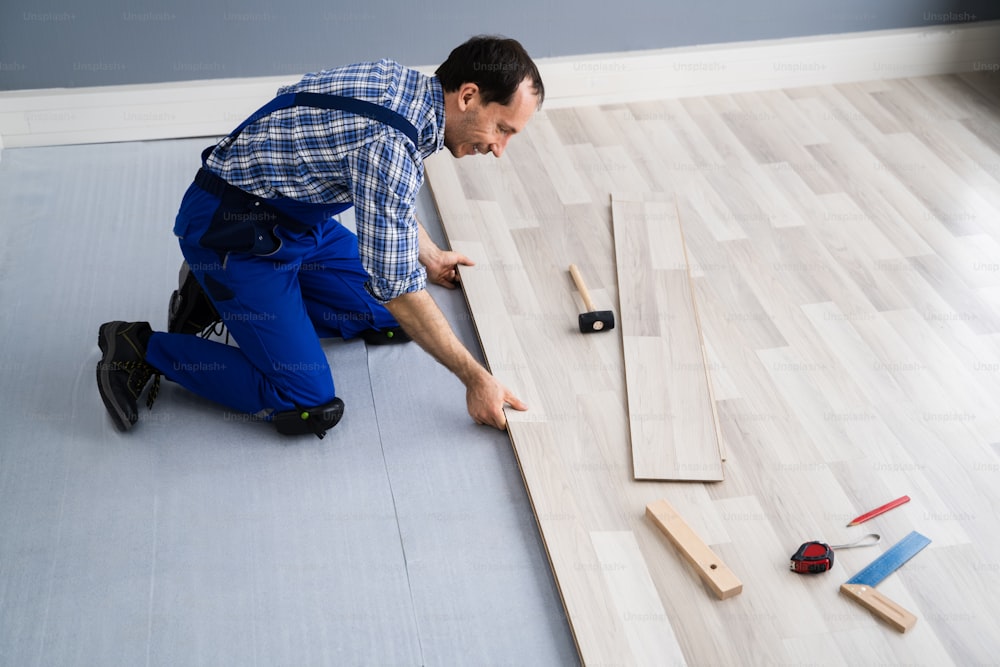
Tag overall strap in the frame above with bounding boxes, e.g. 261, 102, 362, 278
194, 91, 420, 236
229, 92, 419, 145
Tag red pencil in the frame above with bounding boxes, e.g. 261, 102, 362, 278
847, 495, 911, 526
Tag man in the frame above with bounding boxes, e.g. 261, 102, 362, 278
96, 36, 543, 438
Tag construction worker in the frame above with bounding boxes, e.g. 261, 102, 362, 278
96, 35, 543, 438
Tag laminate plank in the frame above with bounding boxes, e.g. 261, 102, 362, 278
805, 138, 984, 279
657, 98, 728, 169
905, 543, 1000, 665
711, 495, 829, 643
456, 154, 540, 230
795, 95, 935, 258
528, 111, 596, 206
714, 90, 826, 167
449, 242, 551, 422
678, 97, 819, 229
955, 71, 1000, 106
782, 635, 848, 667
906, 74, 1000, 126
810, 193, 912, 313
873, 133, 996, 238
830, 81, 908, 136
596, 145, 656, 195
497, 130, 573, 224
910, 253, 1000, 334
589, 531, 687, 665
868, 78, 958, 130
757, 346, 868, 464
572, 105, 630, 148
612, 193, 724, 481
604, 104, 678, 197
799, 302, 988, 547
878, 308, 1000, 443
615, 103, 702, 190
961, 115, 1000, 160
681, 174, 750, 242
545, 107, 592, 146
690, 262, 787, 351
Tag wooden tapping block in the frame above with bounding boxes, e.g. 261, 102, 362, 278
646, 499, 743, 600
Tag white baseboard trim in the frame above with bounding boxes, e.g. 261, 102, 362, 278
2, 21, 998, 149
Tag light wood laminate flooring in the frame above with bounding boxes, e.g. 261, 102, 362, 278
425, 72, 1000, 665
611, 192, 725, 481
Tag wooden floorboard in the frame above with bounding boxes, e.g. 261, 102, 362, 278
425, 71, 1000, 665
611, 192, 724, 481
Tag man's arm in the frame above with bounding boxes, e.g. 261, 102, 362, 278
383, 288, 527, 430
347, 136, 524, 428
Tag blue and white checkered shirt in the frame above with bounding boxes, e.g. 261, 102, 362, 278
205, 60, 446, 303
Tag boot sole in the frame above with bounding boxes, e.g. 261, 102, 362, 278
167, 262, 190, 333
168, 262, 222, 335
96, 321, 134, 432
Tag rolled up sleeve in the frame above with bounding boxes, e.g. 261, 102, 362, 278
348, 134, 427, 303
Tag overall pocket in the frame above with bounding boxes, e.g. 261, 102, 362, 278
200, 189, 283, 256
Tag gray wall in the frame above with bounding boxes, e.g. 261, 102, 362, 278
2, 0, 998, 91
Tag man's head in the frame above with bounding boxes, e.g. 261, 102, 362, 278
436, 35, 545, 158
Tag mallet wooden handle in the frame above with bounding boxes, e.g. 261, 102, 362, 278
569, 264, 596, 312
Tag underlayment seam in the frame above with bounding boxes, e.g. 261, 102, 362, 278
364, 348, 426, 666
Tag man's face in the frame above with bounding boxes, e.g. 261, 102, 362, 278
444, 78, 538, 159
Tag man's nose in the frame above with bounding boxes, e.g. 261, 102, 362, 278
490, 135, 510, 158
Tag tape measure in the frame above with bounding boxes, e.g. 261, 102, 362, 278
790, 533, 880, 574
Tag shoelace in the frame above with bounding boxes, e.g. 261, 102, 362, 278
200, 320, 231, 346
146, 373, 161, 410
120, 359, 161, 410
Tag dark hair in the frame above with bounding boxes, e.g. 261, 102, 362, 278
436, 35, 545, 108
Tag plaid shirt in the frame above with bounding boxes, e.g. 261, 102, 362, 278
205, 60, 446, 303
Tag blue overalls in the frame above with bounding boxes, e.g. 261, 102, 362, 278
144, 94, 419, 421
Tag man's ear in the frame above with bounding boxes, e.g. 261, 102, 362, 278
457, 82, 480, 110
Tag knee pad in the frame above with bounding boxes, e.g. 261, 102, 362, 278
274, 398, 344, 439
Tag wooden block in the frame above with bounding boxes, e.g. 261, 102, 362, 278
645, 499, 743, 600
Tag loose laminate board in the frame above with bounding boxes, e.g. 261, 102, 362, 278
425, 73, 1000, 666
611, 192, 725, 481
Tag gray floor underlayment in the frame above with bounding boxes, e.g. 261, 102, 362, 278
0, 139, 577, 666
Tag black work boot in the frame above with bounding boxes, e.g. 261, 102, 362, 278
96, 321, 161, 432
168, 261, 222, 335
359, 326, 411, 345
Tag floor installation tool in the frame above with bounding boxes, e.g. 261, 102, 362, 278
839, 530, 931, 632
568, 263, 615, 333
646, 499, 743, 599
790, 533, 880, 574
847, 495, 910, 526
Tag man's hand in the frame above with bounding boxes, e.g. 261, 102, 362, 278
466, 370, 528, 430
383, 288, 528, 431
423, 247, 474, 289
418, 222, 473, 289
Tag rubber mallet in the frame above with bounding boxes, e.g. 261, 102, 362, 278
569, 264, 615, 333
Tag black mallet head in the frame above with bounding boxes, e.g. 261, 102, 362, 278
578, 310, 615, 333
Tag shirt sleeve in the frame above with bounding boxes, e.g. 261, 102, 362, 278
347, 133, 427, 304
